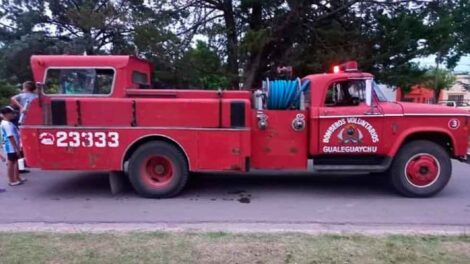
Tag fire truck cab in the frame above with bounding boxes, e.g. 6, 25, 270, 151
20, 55, 470, 198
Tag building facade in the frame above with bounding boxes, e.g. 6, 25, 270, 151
440, 74, 470, 106
396, 85, 438, 104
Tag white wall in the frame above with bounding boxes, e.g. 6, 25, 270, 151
378, 84, 397, 101
441, 75, 470, 103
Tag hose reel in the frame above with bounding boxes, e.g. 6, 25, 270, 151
261, 79, 311, 110
254, 79, 310, 130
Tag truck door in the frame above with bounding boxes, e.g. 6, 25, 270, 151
317, 79, 385, 159
251, 110, 308, 169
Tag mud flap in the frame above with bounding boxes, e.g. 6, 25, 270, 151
109, 171, 126, 195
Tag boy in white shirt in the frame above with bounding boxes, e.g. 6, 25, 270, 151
1, 106, 23, 186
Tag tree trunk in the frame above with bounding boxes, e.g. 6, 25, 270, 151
83, 29, 94, 55
242, 1, 304, 89
398, 88, 405, 101
434, 88, 441, 104
433, 56, 440, 103
222, 0, 239, 90
242, 51, 264, 89
242, 1, 264, 89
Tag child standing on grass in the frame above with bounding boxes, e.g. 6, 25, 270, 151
0, 106, 25, 186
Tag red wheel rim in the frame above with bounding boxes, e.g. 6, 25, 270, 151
404, 153, 440, 188
141, 155, 174, 188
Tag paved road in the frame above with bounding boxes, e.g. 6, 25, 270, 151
1, 161, 470, 231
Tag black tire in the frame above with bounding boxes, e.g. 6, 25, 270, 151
128, 141, 189, 198
389, 140, 452, 197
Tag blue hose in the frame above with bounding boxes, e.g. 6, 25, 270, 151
264, 79, 310, 109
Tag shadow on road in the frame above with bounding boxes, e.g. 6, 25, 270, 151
39, 171, 393, 199
42, 172, 114, 197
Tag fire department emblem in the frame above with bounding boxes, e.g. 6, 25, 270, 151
39, 132, 55, 145
337, 124, 363, 144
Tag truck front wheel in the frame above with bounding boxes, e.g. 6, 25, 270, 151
128, 141, 189, 198
389, 140, 451, 197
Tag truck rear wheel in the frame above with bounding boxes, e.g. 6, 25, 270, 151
389, 140, 451, 197
128, 141, 188, 198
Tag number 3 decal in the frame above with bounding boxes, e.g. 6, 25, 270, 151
108, 132, 119, 147
95, 132, 106, 148
69, 132, 80, 147
81, 132, 94, 147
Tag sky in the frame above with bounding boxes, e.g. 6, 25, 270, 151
414, 55, 470, 73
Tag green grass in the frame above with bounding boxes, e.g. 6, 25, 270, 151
0, 232, 469, 264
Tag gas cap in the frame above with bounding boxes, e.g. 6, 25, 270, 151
292, 114, 306, 131
257, 111, 268, 130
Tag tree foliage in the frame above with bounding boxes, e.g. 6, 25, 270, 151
0, 80, 17, 106
0, 0, 469, 101
421, 68, 456, 103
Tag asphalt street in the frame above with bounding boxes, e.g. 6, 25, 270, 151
1, 160, 470, 230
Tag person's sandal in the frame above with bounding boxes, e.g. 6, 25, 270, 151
8, 181, 21, 186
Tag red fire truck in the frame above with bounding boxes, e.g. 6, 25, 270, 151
20, 55, 470, 198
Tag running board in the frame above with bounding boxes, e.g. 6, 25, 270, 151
313, 164, 389, 173
312, 157, 392, 173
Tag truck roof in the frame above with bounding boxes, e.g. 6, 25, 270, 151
30, 55, 153, 93
31, 55, 152, 69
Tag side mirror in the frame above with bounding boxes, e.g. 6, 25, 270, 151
365, 79, 373, 107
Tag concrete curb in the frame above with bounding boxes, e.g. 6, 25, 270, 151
0, 222, 469, 235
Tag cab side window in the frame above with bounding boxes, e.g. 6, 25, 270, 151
45, 68, 114, 95
324, 80, 366, 107
132, 71, 148, 85
132, 71, 151, 89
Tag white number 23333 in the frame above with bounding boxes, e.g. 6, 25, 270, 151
40, 131, 120, 148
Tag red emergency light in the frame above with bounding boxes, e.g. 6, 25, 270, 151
332, 61, 358, 73
333, 65, 340, 73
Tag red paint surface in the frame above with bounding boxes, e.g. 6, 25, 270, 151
251, 110, 308, 169
20, 55, 470, 173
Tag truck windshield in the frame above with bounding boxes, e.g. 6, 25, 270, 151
373, 81, 388, 102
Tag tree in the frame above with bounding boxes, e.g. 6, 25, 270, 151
455, 0, 470, 54
0, 0, 144, 55
0, 80, 17, 106
158, 0, 240, 89
0, 0, 148, 82
45, 0, 140, 54
1, 0, 469, 94
421, 68, 456, 103
378, 62, 427, 100
163, 0, 448, 91
177, 41, 228, 89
